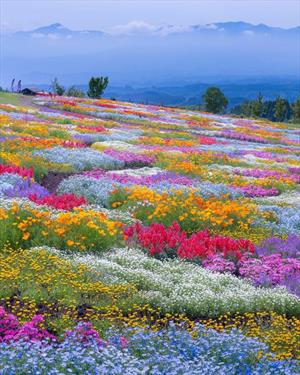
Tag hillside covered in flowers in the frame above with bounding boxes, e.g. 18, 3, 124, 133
0, 95, 299, 374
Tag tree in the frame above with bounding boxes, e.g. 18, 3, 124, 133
87, 76, 109, 99
292, 98, 300, 124
252, 93, 264, 117
51, 78, 65, 96
274, 97, 291, 122
66, 85, 85, 98
241, 101, 254, 117
261, 100, 276, 121
203, 87, 228, 114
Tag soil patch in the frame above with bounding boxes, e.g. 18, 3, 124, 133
41, 172, 75, 193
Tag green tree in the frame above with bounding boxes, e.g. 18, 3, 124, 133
252, 93, 264, 117
202, 87, 228, 114
292, 98, 300, 124
87, 76, 109, 99
51, 78, 65, 96
66, 85, 85, 98
274, 97, 291, 122
241, 101, 254, 117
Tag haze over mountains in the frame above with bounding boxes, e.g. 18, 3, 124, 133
1, 21, 299, 105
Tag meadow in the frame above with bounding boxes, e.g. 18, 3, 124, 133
0, 93, 299, 374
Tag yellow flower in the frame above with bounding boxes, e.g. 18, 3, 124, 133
22, 232, 30, 240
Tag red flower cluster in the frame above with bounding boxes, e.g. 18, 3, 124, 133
177, 230, 254, 261
0, 164, 34, 178
61, 140, 86, 148
29, 193, 86, 210
198, 136, 218, 145
77, 125, 106, 133
60, 99, 77, 107
124, 222, 254, 261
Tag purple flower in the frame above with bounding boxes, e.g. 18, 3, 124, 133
239, 254, 300, 296
256, 235, 300, 258
238, 186, 279, 197
4, 178, 49, 199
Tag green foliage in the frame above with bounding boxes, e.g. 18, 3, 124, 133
274, 97, 291, 122
292, 98, 300, 124
203, 87, 228, 114
66, 85, 85, 98
232, 95, 295, 123
51, 78, 65, 96
252, 93, 264, 117
87, 76, 109, 99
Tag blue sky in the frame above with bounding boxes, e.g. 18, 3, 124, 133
1, 0, 299, 32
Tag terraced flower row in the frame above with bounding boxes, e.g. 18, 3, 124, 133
0, 95, 299, 373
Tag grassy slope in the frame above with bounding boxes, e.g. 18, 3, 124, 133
0, 92, 22, 105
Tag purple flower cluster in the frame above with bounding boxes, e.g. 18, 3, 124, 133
73, 133, 96, 144
239, 150, 285, 162
289, 167, 300, 174
256, 235, 300, 258
103, 149, 155, 166
220, 131, 267, 144
142, 144, 202, 153
4, 178, 49, 199
81, 170, 195, 187
238, 185, 279, 197
239, 254, 300, 294
234, 169, 300, 183
202, 255, 236, 273
200, 236, 300, 297
0, 307, 55, 342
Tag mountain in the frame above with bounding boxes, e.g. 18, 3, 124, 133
1, 21, 299, 88
111, 21, 299, 36
8, 21, 299, 39
14, 22, 107, 39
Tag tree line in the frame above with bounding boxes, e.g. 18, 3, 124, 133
45, 78, 300, 124
202, 87, 300, 124
51, 76, 109, 99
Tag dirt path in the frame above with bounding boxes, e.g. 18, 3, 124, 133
20, 95, 42, 109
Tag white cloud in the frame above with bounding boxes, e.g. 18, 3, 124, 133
31, 32, 45, 39
157, 24, 192, 36
244, 30, 255, 35
205, 23, 219, 30
31, 32, 60, 40
47, 33, 60, 40
111, 21, 157, 35
110, 21, 194, 36
0, 22, 17, 35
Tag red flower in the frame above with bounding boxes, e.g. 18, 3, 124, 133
29, 193, 86, 210
124, 222, 254, 262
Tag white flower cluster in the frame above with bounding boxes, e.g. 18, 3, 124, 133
57, 175, 121, 207
33, 147, 125, 170
0, 173, 24, 196
44, 248, 300, 318
92, 141, 139, 152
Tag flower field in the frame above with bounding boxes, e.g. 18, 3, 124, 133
0, 95, 299, 374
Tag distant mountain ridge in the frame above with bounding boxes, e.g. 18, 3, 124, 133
8, 21, 300, 38
1, 21, 299, 87
14, 22, 107, 39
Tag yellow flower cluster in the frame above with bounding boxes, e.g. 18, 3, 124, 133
138, 136, 197, 147
0, 203, 123, 251
200, 312, 300, 360
115, 186, 258, 233
0, 248, 194, 335
1, 247, 298, 359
